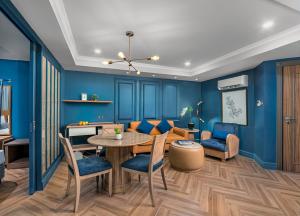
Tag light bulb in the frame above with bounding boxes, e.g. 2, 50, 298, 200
151, 55, 160, 61
118, 52, 125, 59
102, 61, 109, 65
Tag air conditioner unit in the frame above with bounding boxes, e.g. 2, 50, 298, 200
217, 75, 248, 90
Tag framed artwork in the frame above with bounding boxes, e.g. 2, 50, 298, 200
222, 89, 247, 125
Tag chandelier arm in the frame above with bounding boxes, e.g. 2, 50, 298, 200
130, 64, 138, 72
131, 57, 151, 61
110, 60, 127, 64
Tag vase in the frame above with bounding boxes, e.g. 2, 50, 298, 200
115, 133, 123, 140
188, 123, 195, 130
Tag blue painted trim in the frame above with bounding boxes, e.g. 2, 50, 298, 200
239, 150, 277, 170
41, 154, 63, 188
140, 80, 161, 119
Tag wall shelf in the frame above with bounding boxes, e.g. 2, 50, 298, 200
63, 100, 112, 104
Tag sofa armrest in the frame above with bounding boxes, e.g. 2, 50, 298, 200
226, 134, 239, 157
201, 131, 212, 140
127, 128, 137, 132
173, 127, 189, 139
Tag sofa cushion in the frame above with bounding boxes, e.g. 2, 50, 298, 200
130, 120, 175, 134
137, 119, 155, 134
156, 119, 173, 134
166, 133, 185, 144
201, 139, 228, 152
212, 130, 228, 140
121, 154, 163, 172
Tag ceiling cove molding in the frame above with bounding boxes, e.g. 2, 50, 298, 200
48, 0, 191, 76
49, 0, 300, 77
272, 0, 300, 12
191, 24, 300, 76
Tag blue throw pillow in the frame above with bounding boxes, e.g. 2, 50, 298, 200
156, 119, 172, 134
212, 130, 228, 140
137, 119, 154, 134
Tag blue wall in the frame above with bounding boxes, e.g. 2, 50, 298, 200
62, 70, 202, 136
0, 59, 29, 138
200, 60, 279, 169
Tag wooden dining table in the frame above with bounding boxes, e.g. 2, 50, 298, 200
87, 132, 152, 194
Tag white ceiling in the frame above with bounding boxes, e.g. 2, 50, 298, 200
11, 0, 300, 81
0, 11, 30, 61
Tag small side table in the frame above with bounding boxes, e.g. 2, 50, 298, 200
183, 128, 200, 140
169, 141, 204, 172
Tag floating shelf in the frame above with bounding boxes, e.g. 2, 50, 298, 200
63, 100, 112, 104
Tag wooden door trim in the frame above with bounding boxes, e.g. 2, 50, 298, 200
276, 60, 300, 170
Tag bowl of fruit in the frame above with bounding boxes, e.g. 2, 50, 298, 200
79, 121, 89, 126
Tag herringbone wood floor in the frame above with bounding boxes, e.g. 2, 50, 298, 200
1, 155, 300, 216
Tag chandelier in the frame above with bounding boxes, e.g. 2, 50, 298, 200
102, 31, 159, 75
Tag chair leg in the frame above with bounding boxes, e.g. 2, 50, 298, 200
96, 176, 100, 192
138, 174, 141, 183
101, 175, 104, 190
121, 169, 125, 194
160, 167, 168, 190
108, 171, 112, 197
148, 174, 155, 207
65, 171, 72, 197
74, 178, 81, 213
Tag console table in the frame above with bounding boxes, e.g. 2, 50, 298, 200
3, 139, 29, 169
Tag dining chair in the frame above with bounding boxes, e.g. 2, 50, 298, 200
121, 132, 169, 207
58, 133, 113, 213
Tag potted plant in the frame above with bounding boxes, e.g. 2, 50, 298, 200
90, 94, 99, 101
114, 127, 123, 140
180, 106, 195, 129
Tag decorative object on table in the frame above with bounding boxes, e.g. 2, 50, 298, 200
114, 127, 123, 140
79, 121, 89, 126
169, 141, 204, 172
177, 140, 195, 145
180, 106, 194, 129
81, 93, 87, 101
201, 122, 239, 161
222, 89, 247, 125
127, 120, 189, 155
90, 94, 99, 101
102, 31, 160, 75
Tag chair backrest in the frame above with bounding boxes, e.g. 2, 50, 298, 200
149, 131, 169, 171
58, 133, 79, 176
213, 122, 238, 135
101, 124, 124, 135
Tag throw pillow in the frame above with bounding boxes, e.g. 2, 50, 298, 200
156, 119, 172, 134
137, 119, 155, 134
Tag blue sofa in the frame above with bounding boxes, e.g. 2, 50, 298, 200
201, 122, 239, 161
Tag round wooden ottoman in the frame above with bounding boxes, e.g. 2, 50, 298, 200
169, 141, 204, 172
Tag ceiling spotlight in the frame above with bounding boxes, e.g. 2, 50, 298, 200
126, 71, 130, 74
184, 61, 191, 67
118, 51, 126, 59
195, 78, 198, 81
94, 48, 102, 54
174, 76, 177, 79
137, 70, 141, 75
262, 21, 274, 29
152, 74, 156, 77
151, 55, 160, 61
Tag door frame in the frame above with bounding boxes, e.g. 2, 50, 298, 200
276, 60, 300, 170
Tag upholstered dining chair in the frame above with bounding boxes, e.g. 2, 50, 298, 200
121, 132, 169, 207
58, 133, 113, 213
